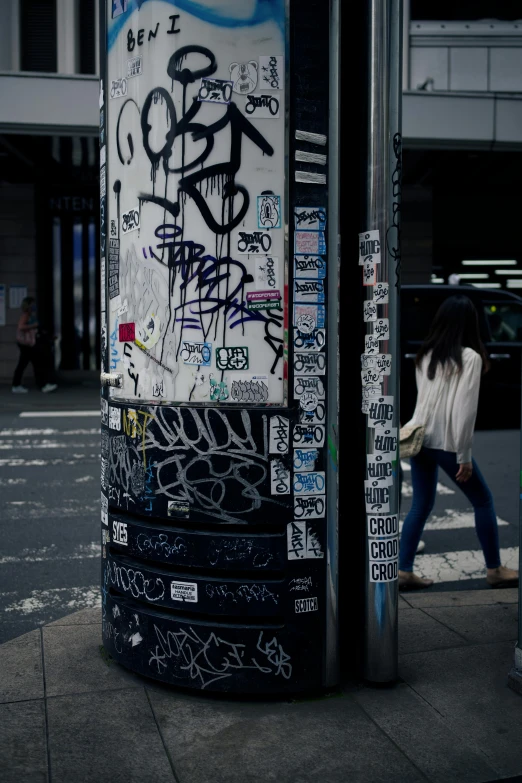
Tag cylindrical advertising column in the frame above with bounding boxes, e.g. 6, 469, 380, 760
361, 0, 402, 684
99, 0, 339, 694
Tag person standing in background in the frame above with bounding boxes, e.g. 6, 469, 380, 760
12, 297, 57, 394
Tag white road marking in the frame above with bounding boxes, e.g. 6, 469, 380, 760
0, 478, 27, 486
0, 440, 98, 450
400, 508, 509, 532
0, 428, 98, 436
0, 455, 98, 467
415, 546, 519, 584
75, 476, 95, 483
0, 542, 100, 565
2, 585, 100, 616
20, 411, 99, 418
4, 500, 98, 519
401, 481, 455, 497
401, 461, 411, 472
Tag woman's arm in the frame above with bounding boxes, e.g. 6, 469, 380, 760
453, 350, 482, 464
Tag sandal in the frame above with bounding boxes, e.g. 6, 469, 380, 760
399, 570, 434, 590
486, 566, 519, 589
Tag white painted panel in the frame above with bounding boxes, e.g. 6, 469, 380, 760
410, 47, 448, 91
403, 93, 494, 142
106, 2, 287, 403
490, 48, 522, 92
0, 74, 98, 131
449, 48, 488, 92
496, 98, 522, 144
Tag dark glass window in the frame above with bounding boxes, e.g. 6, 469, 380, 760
411, 1, 522, 21
20, 0, 57, 72
78, 0, 96, 75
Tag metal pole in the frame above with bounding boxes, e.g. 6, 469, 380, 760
363, 0, 403, 684
325, 0, 341, 688
509, 348, 522, 690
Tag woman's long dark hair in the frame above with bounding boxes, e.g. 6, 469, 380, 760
416, 295, 489, 380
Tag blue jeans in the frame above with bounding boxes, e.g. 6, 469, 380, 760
399, 448, 501, 572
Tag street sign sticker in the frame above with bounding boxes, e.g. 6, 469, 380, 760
170, 581, 198, 603
295, 597, 318, 613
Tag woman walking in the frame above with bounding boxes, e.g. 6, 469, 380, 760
12, 297, 57, 394
399, 295, 518, 590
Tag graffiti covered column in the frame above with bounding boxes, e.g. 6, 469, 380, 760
99, 0, 339, 693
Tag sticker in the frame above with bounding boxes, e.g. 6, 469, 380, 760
117, 299, 128, 317
295, 130, 327, 146
237, 230, 272, 254
294, 279, 325, 304
101, 493, 108, 526
246, 290, 281, 311
112, 520, 128, 546
294, 376, 325, 399
365, 480, 391, 512
229, 60, 258, 94
293, 423, 325, 447
255, 256, 279, 290
374, 282, 389, 304
366, 456, 394, 487
295, 597, 318, 613
100, 146, 106, 168
259, 55, 284, 90
363, 263, 377, 286
299, 391, 318, 411
294, 207, 326, 231
112, 0, 127, 18
100, 166, 106, 198
299, 403, 325, 426
101, 458, 108, 490
361, 368, 382, 388
101, 398, 108, 426
294, 303, 326, 331
209, 375, 229, 402
170, 580, 198, 603
367, 396, 394, 428
121, 206, 140, 235
373, 427, 398, 455
294, 353, 326, 375
294, 495, 325, 519
294, 328, 325, 352
369, 538, 399, 561
229, 375, 269, 403
287, 521, 324, 559
197, 77, 233, 104
295, 171, 326, 185
271, 460, 291, 495
359, 229, 381, 265
216, 346, 249, 371
110, 77, 127, 99
135, 311, 161, 350
109, 406, 121, 431
369, 560, 398, 583
127, 55, 143, 78
361, 354, 392, 375
367, 513, 399, 538
245, 93, 280, 118
257, 195, 281, 229
363, 300, 378, 322
293, 448, 319, 472
168, 500, 190, 519
374, 318, 390, 341
364, 334, 380, 355
180, 341, 212, 366
295, 231, 326, 255
118, 323, 135, 343
294, 255, 326, 280
269, 415, 289, 455
99, 80, 104, 108
294, 471, 325, 495
296, 150, 327, 166
110, 218, 118, 239
108, 238, 120, 300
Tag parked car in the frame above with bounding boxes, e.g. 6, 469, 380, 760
401, 284, 522, 428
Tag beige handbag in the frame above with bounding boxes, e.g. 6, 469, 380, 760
399, 423, 425, 459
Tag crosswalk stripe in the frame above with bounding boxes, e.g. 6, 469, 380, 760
414, 546, 519, 583
0, 440, 99, 450
400, 509, 509, 531
1, 585, 100, 617
0, 428, 98, 436
401, 481, 455, 497
4, 500, 98, 519
20, 411, 99, 418
0, 455, 98, 467
0, 543, 100, 565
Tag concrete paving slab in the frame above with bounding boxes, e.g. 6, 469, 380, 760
399, 607, 467, 655
47, 689, 175, 783
0, 700, 48, 782
399, 641, 522, 778
401, 588, 518, 609
43, 624, 142, 697
47, 608, 101, 626
423, 604, 518, 644
354, 682, 497, 783
398, 596, 413, 610
147, 688, 426, 783
0, 629, 44, 703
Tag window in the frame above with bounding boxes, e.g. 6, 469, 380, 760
78, 0, 96, 75
484, 303, 522, 342
20, 0, 57, 72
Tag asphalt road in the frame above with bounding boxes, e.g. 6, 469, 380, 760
0, 383, 519, 642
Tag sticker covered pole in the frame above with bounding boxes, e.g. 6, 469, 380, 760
361, 0, 403, 683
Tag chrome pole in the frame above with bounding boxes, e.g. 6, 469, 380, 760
325, 0, 341, 688
363, 0, 403, 684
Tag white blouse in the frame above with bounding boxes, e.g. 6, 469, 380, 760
405, 347, 482, 464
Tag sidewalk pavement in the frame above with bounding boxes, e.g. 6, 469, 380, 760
0, 371, 99, 414
1, 590, 522, 783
